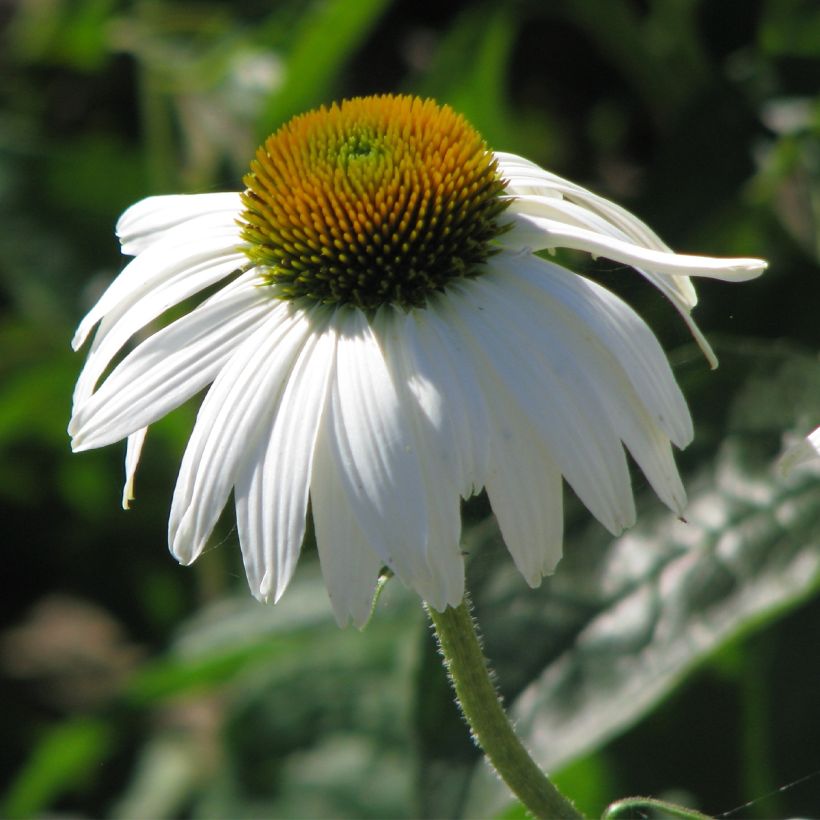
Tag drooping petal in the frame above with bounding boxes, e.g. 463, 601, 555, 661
504, 211, 767, 282
409, 303, 492, 498
323, 308, 441, 601
311, 413, 384, 629
441, 279, 637, 536
495, 251, 693, 449
168, 307, 314, 565
491, 258, 687, 514
482, 382, 564, 584
495, 150, 767, 371
375, 310, 462, 493
496, 151, 679, 256
70, 277, 279, 450
374, 309, 465, 610
117, 193, 244, 256
234, 317, 336, 603
73, 219, 244, 351
72, 266, 255, 413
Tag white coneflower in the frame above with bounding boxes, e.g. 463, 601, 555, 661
69, 94, 767, 626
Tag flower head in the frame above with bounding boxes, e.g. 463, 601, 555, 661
69, 94, 766, 626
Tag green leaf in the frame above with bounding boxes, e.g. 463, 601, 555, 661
462, 343, 820, 817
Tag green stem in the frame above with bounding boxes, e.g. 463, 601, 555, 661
426, 599, 583, 820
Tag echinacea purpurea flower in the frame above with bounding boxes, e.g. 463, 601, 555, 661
69, 95, 767, 626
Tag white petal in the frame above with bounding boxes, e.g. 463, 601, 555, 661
383, 311, 465, 496
122, 427, 147, 510
441, 280, 636, 536
168, 307, 314, 565
73, 219, 244, 351
495, 252, 693, 449
505, 211, 767, 282
496, 150, 766, 348
311, 410, 384, 628
234, 318, 336, 603
411, 303, 492, 498
374, 309, 465, 610
500, 191, 701, 318
324, 308, 436, 596
72, 260, 250, 412
497, 151, 674, 255
490, 262, 687, 513
482, 386, 564, 584
503, 194, 646, 245
70, 278, 278, 449
117, 193, 243, 256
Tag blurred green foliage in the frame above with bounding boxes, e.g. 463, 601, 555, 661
1, 0, 819, 817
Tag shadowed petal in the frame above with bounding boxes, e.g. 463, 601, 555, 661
168, 307, 314, 565
73, 267, 255, 412
73, 220, 244, 351
70, 277, 279, 449
324, 308, 438, 599
312, 412, 384, 628
496, 252, 693, 449
374, 309, 465, 610
490, 261, 687, 514
442, 280, 636, 536
235, 319, 336, 602
482, 385, 564, 584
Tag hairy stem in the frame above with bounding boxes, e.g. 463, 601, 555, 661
427, 598, 582, 819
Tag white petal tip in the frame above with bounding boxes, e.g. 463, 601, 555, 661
169, 533, 199, 567
326, 597, 372, 630
604, 515, 635, 538
258, 570, 275, 602
247, 583, 272, 605
682, 256, 768, 281
725, 259, 768, 280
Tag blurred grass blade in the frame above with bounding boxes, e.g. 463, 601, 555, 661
257, 0, 393, 137
1, 718, 112, 819
414, 3, 520, 149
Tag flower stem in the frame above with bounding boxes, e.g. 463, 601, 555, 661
426, 598, 583, 819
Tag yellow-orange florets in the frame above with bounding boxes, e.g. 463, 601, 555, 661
239, 94, 510, 309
